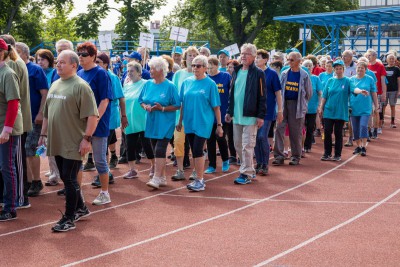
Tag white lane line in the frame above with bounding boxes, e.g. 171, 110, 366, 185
161, 194, 260, 202
254, 188, 400, 267
334, 169, 400, 173
270, 199, 400, 205
0, 170, 239, 238
62, 154, 359, 267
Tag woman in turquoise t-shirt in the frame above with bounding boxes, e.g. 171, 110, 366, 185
177, 55, 223, 192
349, 61, 379, 156
302, 60, 322, 153
319, 60, 368, 161
139, 57, 180, 190
123, 62, 155, 179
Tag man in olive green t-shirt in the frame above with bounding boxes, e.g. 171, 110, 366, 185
38, 50, 98, 232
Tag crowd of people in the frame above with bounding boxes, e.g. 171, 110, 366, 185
0, 34, 399, 233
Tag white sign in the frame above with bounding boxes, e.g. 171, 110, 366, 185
269, 49, 276, 62
299, 28, 311, 41
98, 33, 113, 50
223, 43, 240, 57
139, 32, 154, 50
169, 26, 189, 43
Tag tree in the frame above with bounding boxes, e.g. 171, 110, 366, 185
163, 0, 358, 51
43, 4, 78, 43
74, 0, 165, 40
1, 0, 73, 47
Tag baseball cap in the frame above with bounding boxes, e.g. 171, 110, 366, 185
0, 39, 8, 50
332, 60, 344, 67
172, 46, 183, 55
285, 47, 300, 54
126, 51, 142, 61
217, 49, 229, 57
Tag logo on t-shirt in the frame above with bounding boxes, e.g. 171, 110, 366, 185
48, 93, 66, 100
285, 81, 299, 92
160, 93, 166, 98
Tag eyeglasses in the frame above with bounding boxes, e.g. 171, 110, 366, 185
191, 64, 204, 68
77, 52, 90, 57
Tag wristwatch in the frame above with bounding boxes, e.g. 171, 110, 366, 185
83, 135, 92, 142
217, 123, 223, 127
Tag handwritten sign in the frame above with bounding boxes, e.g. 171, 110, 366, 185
139, 32, 154, 50
169, 26, 189, 43
98, 34, 113, 50
223, 43, 240, 57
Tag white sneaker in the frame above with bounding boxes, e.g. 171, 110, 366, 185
45, 171, 51, 177
92, 192, 111, 205
159, 176, 167, 187
146, 177, 161, 189
377, 128, 382, 134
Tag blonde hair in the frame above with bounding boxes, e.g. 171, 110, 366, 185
182, 46, 199, 68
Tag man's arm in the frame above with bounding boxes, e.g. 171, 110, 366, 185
35, 89, 48, 124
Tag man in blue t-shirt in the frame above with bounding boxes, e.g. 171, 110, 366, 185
77, 42, 113, 206
15, 42, 49, 197
273, 51, 312, 166
205, 57, 231, 174
112, 55, 122, 77
255, 49, 282, 175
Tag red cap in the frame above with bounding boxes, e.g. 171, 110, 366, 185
0, 39, 8, 51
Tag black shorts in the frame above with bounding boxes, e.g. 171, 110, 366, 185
107, 130, 117, 146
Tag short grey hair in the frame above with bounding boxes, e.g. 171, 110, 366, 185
302, 59, 313, 68
192, 55, 208, 68
172, 63, 181, 73
241, 43, 257, 56
199, 47, 211, 57
59, 50, 79, 67
357, 61, 368, 69
15, 42, 29, 57
148, 56, 168, 77
342, 50, 353, 57
367, 48, 377, 57
386, 53, 396, 60
358, 56, 369, 64
288, 52, 302, 62
56, 39, 74, 51
127, 61, 142, 74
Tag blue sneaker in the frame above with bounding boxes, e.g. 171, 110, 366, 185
204, 166, 216, 174
222, 160, 230, 172
234, 174, 251, 185
187, 179, 206, 192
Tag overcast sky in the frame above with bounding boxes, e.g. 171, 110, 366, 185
70, 0, 179, 31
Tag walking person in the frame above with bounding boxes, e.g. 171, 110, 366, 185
38, 50, 99, 232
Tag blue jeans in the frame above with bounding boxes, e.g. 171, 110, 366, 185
0, 135, 19, 213
254, 120, 272, 165
92, 136, 109, 175
351, 115, 370, 140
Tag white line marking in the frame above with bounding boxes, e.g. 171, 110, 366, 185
161, 194, 259, 202
254, 188, 400, 266
0, 170, 239, 238
334, 169, 400, 173
62, 154, 359, 267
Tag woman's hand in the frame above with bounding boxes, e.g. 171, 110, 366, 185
151, 102, 163, 112
176, 123, 182, 132
360, 90, 369, 96
215, 126, 223, 137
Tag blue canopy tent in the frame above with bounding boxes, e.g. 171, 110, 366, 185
273, 6, 400, 57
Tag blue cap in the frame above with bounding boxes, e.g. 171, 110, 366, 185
285, 47, 300, 54
332, 60, 344, 67
126, 51, 142, 61
217, 49, 230, 57
172, 46, 183, 55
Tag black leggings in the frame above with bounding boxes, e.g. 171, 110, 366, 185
226, 122, 236, 158
304, 113, 317, 150
207, 124, 229, 168
126, 132, 154, 161
55, 156, 84, 219
186, 133, 207, 158
151, 138, 170, 158
323, 119, 345, 157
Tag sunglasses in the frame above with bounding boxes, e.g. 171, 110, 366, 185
77, 52, 90, 57
191, 64, 204, 68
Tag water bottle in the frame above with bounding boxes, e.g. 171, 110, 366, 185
35, 145, 47, 158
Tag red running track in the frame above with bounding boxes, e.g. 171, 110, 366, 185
1, 106, 400, 266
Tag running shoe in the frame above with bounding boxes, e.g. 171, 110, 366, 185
204, 166, 216, 174
390, 123, 397, 128
360, 147, 367, 157
332, 156, 341, 162
228, 156, 237, 164
123, 169, 138, 179
118, 157, 128, 164
321, 154, 332, 161
255, 163, 261, 174
222, 160, 230, 172
92, 192, 111, 205
258, 165, 268, 176
83, 161, 96, 171
146, 177, 161, 189
189, 170, 197, 181
234, 174, 252, 185
109, 155, 118, 169
272, 158, 284, 166
171, 170, 185, 181
377, 128, 382, 134
187, 179, 205, 191
74, 206, 90, 222
0, 210, 17, 222
353, 147, 362, 154
52, 215, 75, 232
289, 158, 300, 165
159, 176, 167, 187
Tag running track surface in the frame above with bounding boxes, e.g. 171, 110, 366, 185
2, 107, 400, 266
